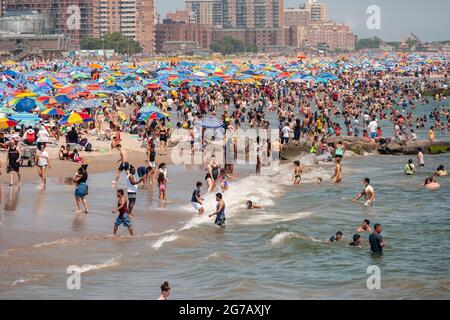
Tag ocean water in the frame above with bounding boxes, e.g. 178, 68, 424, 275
0, 152, 448, 299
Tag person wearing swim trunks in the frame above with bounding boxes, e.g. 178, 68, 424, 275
114, 144, 129, 184
209, 192, 225, 228
126, 166, 144, 216
137, 166, 149, 184
191, 181, 205, 215
113, 189, 133, 236
292, 160, 303, 185
352, 177, 375, 206
417, 148, 425, 167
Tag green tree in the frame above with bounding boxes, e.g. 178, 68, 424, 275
81, 32, 142, 55
210, 37, 258, 55
356, 37, 383, 50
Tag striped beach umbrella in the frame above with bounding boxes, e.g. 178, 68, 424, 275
58, 112, 93, 125
200, 116, 223, 129
41, 108, 67, 116
0, 117, 18, 129
139, 111, 169, 122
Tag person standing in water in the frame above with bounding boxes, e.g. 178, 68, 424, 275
113, 144, 128, 184
112, 189, 133, 236
126, 166, 144, 216
36, 144, 51, 188
404, 159, 416, 175
191, 181, 205, 215
417, 148, 425, 167
369, 223, 384, 255
331, 157, 343, 183
6, 142, 21, 186
292, 160, 303, 184
209, 192, 225, 228
74, 164, 89, 213
352, 177, 375, 207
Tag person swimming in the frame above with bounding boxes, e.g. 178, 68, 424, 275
329, 231, 343, 243
316, 177, 323, 185
357, 219, 372, 232
246, 200, 262, 210
292, 160, 303, 184
349, 234, 362, 247
424, 177, 440, 190
434, 165, 448, 176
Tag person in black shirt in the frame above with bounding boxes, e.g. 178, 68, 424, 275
6, 143, 21, 186
191, 182, 204, 215
349, 234, 362, 247
369, 223, 385, 255
329, 231, 343, 243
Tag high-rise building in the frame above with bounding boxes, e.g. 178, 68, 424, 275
302, 0, 328, 22
186, 0, 222, 26
98, 0, 155, 53
222, 0, 284, 29
0, 0, 100, 48
155, 21, 213, 53
284, 7, 311, 27
166, 9, 196, 24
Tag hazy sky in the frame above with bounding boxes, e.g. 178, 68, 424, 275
155, 0, 450, 41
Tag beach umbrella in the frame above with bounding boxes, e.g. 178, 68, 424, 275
146, 83, 160, 90
0, 117, 18, 129
58, 112, 94, 125
14, 98, 36, 112
139, 111, 168, 121
0, 106, 16, 115
89, 63, 103, 69
138, 104, 161, 114
55, 94, 72, 104
9, 113, 41, 124
41, 108, 67, 116
200, 116, 223, 129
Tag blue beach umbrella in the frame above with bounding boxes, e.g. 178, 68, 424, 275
14, 98, 36, 112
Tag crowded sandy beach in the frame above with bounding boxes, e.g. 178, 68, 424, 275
0, 51, 449, 299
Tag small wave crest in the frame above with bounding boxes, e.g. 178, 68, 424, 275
152, 235, 178, 250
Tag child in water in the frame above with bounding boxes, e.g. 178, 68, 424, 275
218, 168, 236, 192
157, 172, 167, 201
292, 160, 303, 184
246, 200, 262, 210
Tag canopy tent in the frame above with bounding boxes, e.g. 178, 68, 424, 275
200, 116, 223, 129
